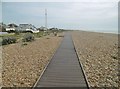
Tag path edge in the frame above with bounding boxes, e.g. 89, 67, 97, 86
71, 35, 91, 88
32, 35, 64, 88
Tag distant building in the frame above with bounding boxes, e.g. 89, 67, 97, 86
6, 23, 39, 33
16, 24, 39, 33
6, 23, 18, 32
49, 28, 59, 31
8, 23, 18, 27
38, 26, 47, 31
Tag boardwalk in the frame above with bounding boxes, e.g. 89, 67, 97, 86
34, 33, 88, 88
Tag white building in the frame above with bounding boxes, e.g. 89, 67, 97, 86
6, 24, 39, 33
16, 24, 39, 33
6, 24, 17, 32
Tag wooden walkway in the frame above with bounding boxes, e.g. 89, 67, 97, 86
34, 33, 88, 88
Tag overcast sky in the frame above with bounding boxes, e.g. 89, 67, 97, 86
1, 0, 119, 33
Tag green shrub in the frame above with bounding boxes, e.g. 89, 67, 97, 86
2, 37, 17, 45
54, 32, 57, 36
22, 33, 35, 42
21, 42, 28, 46
15, 30, 20, 35
58, 35, 64, 37
34, 32, 43, 38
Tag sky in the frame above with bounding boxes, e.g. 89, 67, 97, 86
0, 0, 119, 33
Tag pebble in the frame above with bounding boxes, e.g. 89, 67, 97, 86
72, 31, 118, 87
2, 34, 63, 87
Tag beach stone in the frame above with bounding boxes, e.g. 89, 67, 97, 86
2, 33, 63, 87
72, 31, 118, 87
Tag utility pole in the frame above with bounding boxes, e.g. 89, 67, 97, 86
45, 9, 47, 30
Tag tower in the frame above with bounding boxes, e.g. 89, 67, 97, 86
45, 9, 47, 29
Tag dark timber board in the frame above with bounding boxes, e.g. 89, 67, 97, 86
34, 33, 88, 88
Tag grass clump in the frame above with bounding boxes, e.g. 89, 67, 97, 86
53, 32, 57, 36
2, 37, 17, 45
21, 42, 28, 46
22, 33, 35, 42
33, 31, 45, 38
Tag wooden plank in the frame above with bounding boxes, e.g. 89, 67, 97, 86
34, 33, 88, 88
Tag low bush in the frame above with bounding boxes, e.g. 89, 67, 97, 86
46, 37, 50, 39
22, 33, 35, 42
58, 35, 64, 37
54, 33, 57, 36
34, 32, 43, 38
21, 42, 28, 46
2, 37, 17, 45
53, 32, 57, 36
15, 30, 20, 35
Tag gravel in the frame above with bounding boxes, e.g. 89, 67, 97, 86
72, 31, 118, 87
2, 34, 63, 87
0, 46, 2, 88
